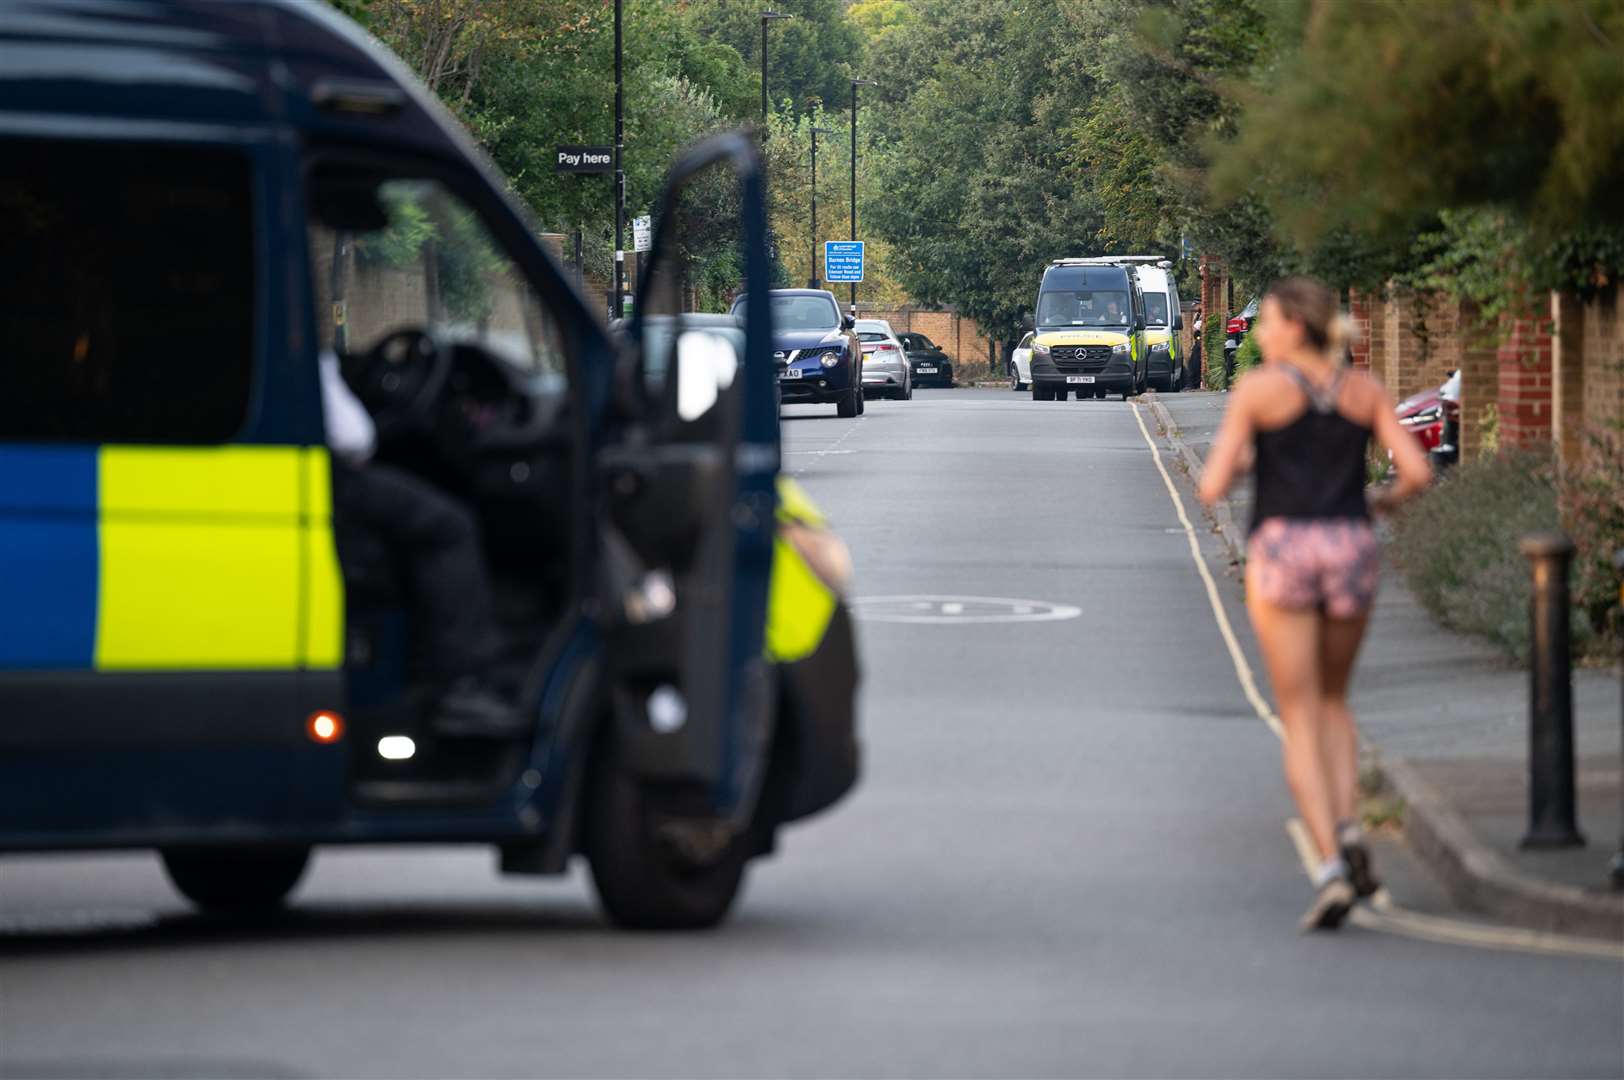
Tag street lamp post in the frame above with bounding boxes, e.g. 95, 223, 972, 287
809, 126, 830, 288
849, 78, 875, 311
612, 0, 624, 322
760, 11, 793, 135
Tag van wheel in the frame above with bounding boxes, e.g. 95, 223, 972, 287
585, 749, 749, 931
161, 846, 310, 914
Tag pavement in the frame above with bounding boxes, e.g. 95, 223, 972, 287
1150, 388, 1624, 938
1, 389, 1620, 1078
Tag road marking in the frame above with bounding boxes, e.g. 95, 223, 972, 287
1285, 818, 1624, 961
1128, 403, 1281, 738
850, 595, 1081, 624
1130, 402, 1624, 963
785, 415, 864, 475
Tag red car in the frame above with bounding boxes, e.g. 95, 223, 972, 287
1395, 370, 1460, 458
1396, 385, 1444, 451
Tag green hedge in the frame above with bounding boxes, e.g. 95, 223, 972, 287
1232, 333, 1262, 380
1390, 452, 1597, 662
1202, 318, 1229, 390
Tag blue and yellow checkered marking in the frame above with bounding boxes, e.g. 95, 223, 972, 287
0, 444, 343, 672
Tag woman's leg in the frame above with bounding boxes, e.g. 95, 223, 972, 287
1318, 613, 1371, 827
1246, 582, 1337, 860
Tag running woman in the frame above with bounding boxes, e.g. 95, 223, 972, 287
1198, 277, 1432, 931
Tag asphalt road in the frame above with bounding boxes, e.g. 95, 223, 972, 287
3, 389, 1621, 1079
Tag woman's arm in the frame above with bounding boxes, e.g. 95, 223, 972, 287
1367, 380, 1433, 512
1197, 381, 1256, 507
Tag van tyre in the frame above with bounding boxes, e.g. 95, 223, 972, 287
161, 846, 310, 914
585, 748, 749, 931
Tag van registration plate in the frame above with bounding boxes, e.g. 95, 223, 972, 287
1066, 375, 1096, 384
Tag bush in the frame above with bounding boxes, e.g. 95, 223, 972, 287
1557, 423, 1624, 647
1390, 451, 1597, 663
1202, 318, 1229, 390
1232, 333, 1262, 379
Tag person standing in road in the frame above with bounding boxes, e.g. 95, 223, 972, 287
1197, 277, 1432, 930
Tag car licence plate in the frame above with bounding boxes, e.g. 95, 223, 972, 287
1066, 375, 1096, 384
780, 368, 803, 380
916, 365, 937, 374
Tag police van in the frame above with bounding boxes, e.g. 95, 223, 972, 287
1122, 258, 1188, 392
0, 0, 858, 930
1027, 258, 1149, 401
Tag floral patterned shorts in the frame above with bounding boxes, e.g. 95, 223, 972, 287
1247, 517, 1380, 618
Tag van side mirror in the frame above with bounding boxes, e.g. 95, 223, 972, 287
1022, 312, 1035, 332
1135, 312, 1147, 331
1174, 312, 1184, 331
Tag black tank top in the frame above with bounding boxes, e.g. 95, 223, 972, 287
1250, 364, 1371, 534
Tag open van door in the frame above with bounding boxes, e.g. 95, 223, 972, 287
584, 133, 779, 928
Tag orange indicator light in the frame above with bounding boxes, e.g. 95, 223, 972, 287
306, 710, 345, 744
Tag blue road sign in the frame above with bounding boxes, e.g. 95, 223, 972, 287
824, 240, 865, 283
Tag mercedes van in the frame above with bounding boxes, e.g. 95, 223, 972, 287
1028, 259, 1148, 401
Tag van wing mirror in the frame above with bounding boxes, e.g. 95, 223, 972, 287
1174, 312, 1184, 331
1135, 312, 1147, 331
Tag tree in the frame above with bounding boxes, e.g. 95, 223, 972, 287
863, 0, 1111, 340
682, 0, 865, 114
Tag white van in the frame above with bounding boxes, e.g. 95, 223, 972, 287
1126, 259, 1187, 392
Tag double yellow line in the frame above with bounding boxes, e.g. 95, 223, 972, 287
1129, 402, 1623, 963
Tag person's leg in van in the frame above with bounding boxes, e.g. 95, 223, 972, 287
333, 463, 516, 731
337, 463, 502, 675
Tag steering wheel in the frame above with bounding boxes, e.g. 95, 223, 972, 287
352, 328, 455, 433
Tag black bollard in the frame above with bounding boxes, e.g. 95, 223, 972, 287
1519, 532, 1585, 849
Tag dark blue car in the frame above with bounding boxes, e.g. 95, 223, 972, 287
733, 289, 865, 417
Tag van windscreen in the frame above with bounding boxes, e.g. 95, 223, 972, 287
1037, 289, 1132, 329
1144, 292, 1170, 327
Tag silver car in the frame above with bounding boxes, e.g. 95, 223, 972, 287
856, 319, 913, 400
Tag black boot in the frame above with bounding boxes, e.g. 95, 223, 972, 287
433, 676, 525, 738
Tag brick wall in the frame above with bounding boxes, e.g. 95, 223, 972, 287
856, 304, 996, 371
1347, 288, 1374, 371
1456, 299, 1500, 460
1496, 310, 1555, 450
1576, 283, 1624, 439
1178, 301, 1198, 363
1375, 290, 1458, 403
1199, 255, 1228, 330
1552, 292, 1586, 464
